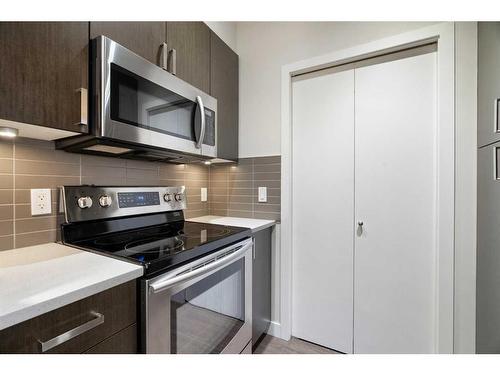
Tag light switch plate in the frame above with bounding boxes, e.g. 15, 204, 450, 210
31, 189, 52, 216
258, 186, 267, 202
201, 187, 208, 202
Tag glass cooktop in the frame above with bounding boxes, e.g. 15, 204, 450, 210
70, 221, 251, 277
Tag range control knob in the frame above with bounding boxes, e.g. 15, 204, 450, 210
163, 193, 172, 202
77, 196, 93, 209
175, 193, 183, 202
99, 195, 112, 207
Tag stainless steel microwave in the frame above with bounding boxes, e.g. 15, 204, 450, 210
57, 36, 217, 163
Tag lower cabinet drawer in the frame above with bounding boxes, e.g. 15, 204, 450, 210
85, 324, 138, 354
0, 280, 136, 354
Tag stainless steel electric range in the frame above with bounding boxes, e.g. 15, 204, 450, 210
60, 186, 253, 354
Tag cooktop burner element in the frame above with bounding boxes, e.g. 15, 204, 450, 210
180, 226, 232, 238
67, 220, 249, 276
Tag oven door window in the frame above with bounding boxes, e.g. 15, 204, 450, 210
170, 258, 245, 354
110, 63, 197, 141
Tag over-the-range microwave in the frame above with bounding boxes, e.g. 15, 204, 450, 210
57, 36, 217, 163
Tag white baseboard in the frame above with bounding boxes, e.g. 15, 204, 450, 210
267, 321, 286, 339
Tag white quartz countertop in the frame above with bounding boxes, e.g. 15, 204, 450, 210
0, 242, 143, 330
188, 215, 276, 233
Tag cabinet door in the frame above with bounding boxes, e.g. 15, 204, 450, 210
0, 22, 89, 133
478, 22, 500, 148
90, 22, 166, 65
211, 32, 239, 161
166, 22, 211, 92
252, 228, 272, 345
476, 143, 500, 353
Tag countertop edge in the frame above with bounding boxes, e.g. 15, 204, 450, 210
249, 221, 276, 233
187, 215, 277, 233
0, 266, 142, 331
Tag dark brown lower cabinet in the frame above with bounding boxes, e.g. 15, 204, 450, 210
85, 324, 137, 354
0, 280, 137, 354
252, 228, 272, 348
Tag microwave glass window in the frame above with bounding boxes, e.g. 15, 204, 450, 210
111, 64, 196, 141
170, 258, 245, 354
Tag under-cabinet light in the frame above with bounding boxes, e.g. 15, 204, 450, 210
0, 127, 18, 138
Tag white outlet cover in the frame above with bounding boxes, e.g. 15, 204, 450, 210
201, 187, 208, 202
31, 189, 52, 216
258, 186, 267, 202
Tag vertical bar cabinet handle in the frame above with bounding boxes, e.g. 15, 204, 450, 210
495, 98, 500, 133
75, 88, 88, 126
160, 42, 168, 70
168, 48, 177, 75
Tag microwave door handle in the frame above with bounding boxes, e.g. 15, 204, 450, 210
149, 240, 252, 294
195, 95, 206, 149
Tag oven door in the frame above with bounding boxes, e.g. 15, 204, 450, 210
94, 36, 217, 158
143, 238, 252, 354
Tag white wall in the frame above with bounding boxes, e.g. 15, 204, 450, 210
236, 22, 438, 158
205, 22, 237, 51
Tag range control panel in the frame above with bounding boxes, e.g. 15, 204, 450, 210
62, 186, 187, 223
117, 191, 161, 208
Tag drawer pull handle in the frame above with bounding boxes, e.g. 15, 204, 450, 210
37, 311, 104, 353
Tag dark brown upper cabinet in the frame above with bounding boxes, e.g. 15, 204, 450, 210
166, 22, 211, 93
0, 22, 89, 133
90, 22, 167, 66
210, 32, 239, 161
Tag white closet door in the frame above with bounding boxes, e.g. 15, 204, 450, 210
292, 69, 355, 353
354, 52, 437, 353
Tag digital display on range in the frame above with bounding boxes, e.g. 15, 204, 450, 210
117, 192, 160, 208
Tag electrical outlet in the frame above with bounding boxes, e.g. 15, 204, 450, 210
258, 187, 267, 202
31, 189, 52, 216
201, 187, 208, 202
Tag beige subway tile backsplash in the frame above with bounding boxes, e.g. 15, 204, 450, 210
0, 137, 280, 251
208, 156, 281, 222
0, 190, 13, 204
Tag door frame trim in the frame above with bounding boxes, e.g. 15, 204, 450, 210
280, 22, 455, 353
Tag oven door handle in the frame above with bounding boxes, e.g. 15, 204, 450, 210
149, 240, 252, 294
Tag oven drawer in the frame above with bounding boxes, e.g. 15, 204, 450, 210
0, 280, 136, 354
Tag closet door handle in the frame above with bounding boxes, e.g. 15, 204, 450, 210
357, 221, 364, 236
